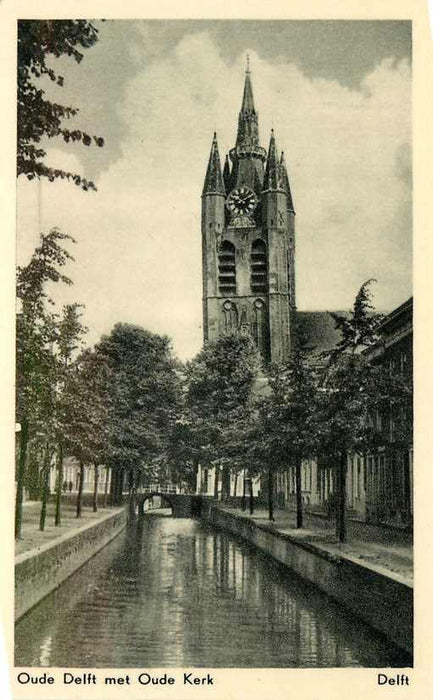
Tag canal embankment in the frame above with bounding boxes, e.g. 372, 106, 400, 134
200, 502, 413, 656
15, 503, 126, 621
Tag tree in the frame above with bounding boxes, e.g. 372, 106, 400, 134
186, 333, 261, 501
259, 347, 320, 525
62, 347, 111, 518
15, 228, 75, 539
54, 303, 87, 525
93, 324, 182, 511
164, 417, 200, 493
18, 20, 104, 190
317, 280, 385, 542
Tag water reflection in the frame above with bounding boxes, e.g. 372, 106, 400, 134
15, 517, 411, 668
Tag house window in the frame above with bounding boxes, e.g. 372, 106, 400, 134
218, 240, 236, 295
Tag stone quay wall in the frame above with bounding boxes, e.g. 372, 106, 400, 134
15, 508, 126, 622
200, 502, 413, 656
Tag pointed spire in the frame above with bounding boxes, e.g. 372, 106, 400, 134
236, 59, 259, 148
263, 129, 281, 191
279, 151, 295, 211
223, 154, 231, 192
202, 132, 225, 196
241, 56, 255, 114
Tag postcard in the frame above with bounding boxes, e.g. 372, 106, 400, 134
1, 1, 431, 699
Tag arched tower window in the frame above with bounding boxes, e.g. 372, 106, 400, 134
222, 300, 238, 333
218, 240, 236, 295
250, 239, 267, 294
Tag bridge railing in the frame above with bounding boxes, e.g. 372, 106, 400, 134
139, 484, 183, 495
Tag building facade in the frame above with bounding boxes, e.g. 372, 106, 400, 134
201, 62, 295, 363
302, 298, 413, 525
362, 297, 413, 525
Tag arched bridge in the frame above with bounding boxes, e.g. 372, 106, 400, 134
136, 492, 204, 518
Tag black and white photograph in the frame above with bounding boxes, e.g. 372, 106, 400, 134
5, 7, 426, 698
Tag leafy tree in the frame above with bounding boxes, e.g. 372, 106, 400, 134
164, 417, 199, 493
54, 303, 87, 525
18, 20, 104, 190
317, 280, 386, 542
93, 324, 182, 510
15, 228, 75, 539
327, 279, 383, 359
62, 347, 111, 518
257, 347, 320, 525
186, 333, 261, 500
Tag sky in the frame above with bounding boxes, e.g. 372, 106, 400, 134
16, 20, 412, 360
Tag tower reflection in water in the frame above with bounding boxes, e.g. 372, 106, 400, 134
15, 517, 411, 668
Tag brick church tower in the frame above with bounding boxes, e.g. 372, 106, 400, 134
201, 61, 296, 362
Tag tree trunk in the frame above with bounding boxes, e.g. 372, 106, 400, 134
113, 468, 122, 506
213, 466, 219, 500
54, 440, 64, 526
15, 418, 29, 540
128, 467, 137, 519
27, 451, 40, 501
39, 442, 51, 531
92, 464, 99, 513
336, 452, 347, 543
221, 465, 228, 501
109, 466, 116, 505
76, 460, 84, 518
241, 471, 246, 511
193, 458, 199, 494
103, 466, 110, 508
268, 468, 274, 521
249, 476, 254, 515
295, 457, 303, 528
116, 467, 125, 504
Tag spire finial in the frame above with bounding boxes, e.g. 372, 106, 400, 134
246, 53, 250, 73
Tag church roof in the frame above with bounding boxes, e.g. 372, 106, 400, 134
202, 132, 225, 196
295, 310, 349, 355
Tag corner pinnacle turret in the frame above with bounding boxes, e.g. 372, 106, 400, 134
202, 132, 225, 196
263, 129, 283, 191
280, 151, 295, 212
223, 155, 231, 193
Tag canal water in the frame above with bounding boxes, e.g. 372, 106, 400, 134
15, 514, 411, 668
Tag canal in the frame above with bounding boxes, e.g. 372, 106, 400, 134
15, 513, 411, 668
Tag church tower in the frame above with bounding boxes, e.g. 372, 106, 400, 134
201, 61, 296, 362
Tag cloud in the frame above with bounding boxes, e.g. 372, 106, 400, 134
17, 32, 411, 359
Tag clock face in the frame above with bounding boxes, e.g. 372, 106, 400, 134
226, 187, 258, 216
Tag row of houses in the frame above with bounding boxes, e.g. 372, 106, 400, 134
197, 297, 413, 527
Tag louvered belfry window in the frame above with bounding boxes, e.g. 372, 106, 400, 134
218, 240, 236, 295
250, 239, 267, 294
